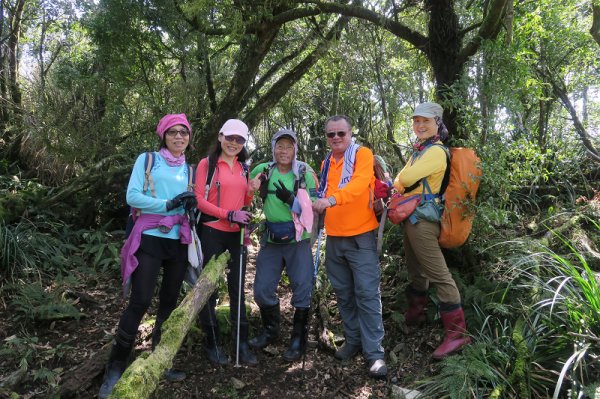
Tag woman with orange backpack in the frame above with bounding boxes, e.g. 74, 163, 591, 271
393, 102, 471, 359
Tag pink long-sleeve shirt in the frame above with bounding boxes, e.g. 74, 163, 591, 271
194, 156, 252, 232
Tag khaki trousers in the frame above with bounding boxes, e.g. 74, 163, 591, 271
403, 220, 461, 304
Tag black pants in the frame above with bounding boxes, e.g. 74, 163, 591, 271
118, 235, 188, 338
198, 225, 248, 327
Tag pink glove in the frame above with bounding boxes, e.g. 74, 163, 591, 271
374, 180, 391, 199
227, 210, 251, 225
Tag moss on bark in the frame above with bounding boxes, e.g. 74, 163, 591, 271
109, 252, 230, 398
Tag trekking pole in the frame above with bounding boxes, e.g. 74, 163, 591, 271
235, 223, 245, 367
302, 211, 325, 371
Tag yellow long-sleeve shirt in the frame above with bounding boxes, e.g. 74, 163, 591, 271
394, 143, 447, 195
324, 147, 379, 236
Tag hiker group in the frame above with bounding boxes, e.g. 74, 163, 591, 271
99, 102, 481, 398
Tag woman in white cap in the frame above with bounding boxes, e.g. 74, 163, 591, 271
393, 102, 471, 359
99, 114, 197, 398
193, 119, 257, 366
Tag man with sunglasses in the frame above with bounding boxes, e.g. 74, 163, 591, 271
312, 115, 387, 378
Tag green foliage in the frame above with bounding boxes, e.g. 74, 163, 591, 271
8, 281, 82, 322
419, 340, 514, 398
513, 230, 600, 398
0, 332, 69, 391
0, 175, 48, 224
0, 218, 74, 282
79, 229, 121, 272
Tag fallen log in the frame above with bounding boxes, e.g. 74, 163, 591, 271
110, 252, 229, 399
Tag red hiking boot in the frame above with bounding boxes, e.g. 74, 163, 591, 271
404, 287, 428, 326
432, 306, 471, 359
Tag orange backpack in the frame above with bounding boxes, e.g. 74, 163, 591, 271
438, 147, 482, 248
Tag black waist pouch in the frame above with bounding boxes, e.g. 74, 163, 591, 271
265, 221, 296, 243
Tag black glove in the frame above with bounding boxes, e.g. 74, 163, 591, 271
258, 166, 269, 199
181, 195, 198, 211
166, 191, 197, 211
274, 179, 295, 206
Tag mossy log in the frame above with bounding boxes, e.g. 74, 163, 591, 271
110, 252, 230, 399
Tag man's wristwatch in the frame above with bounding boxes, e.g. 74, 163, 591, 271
327, 196, 337, 207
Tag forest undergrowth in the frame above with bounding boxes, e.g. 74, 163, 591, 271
1, 174, 599, 398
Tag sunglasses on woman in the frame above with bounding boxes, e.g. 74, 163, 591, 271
166, 129, 190, 137
326, 131, 347, 138
223, 135, 246, 145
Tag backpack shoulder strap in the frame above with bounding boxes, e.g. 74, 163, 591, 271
431, 144, 451, 196
317, 152, 333, 198
294, 162, 308, 194
265, 162, 277, 181
204, 156, 217, 201
142, 152, 157, 198
187, 163, 195, 192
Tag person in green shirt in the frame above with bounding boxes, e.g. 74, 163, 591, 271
247, 128, 317, 361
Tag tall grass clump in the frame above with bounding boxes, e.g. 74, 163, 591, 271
417, 218, 599, 398
509, 229, 600, 399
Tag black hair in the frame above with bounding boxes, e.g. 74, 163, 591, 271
324, 115, 353, 131
207, 134, 249, 166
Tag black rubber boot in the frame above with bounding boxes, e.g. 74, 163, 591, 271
282, 307, 310, 362
202, 323, 229, 365
152, 319, 186, 381
249, 303, 281, 349
98, 329, 135, 399
234, 321, 258, 366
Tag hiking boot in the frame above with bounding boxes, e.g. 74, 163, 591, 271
234, 322, 258, 366
432, 305, 471, 359
404, 286, 428, 326
205, 344, 230, 365
98, 330, 135, 399
163, 368, 186, 382
249, 303, 281, 350
202, 323, 229, 365
98, 360, 126, 399
237, 341, 258, 366
334, 342, 362, 361
368, 359, 387, 378
282, 307, 310, 362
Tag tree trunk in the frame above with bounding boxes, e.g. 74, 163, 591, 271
196, 26, 280, 155
591, 0, 600, 46
0, 0, 7, 129
8, 0, 25, 117
371, 30, 404, 162
111, 252, 230, 399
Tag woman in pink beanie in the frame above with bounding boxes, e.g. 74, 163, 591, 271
99, 114, 197, 398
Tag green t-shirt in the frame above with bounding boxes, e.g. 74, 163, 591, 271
250, 162, 317, 241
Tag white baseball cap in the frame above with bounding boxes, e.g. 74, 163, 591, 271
219, 119, 249, 141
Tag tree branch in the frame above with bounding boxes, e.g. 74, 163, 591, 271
244, 15, 350, 128
295, 0, 428, 49
536, 66, 600, 163
457, 0, 509, 66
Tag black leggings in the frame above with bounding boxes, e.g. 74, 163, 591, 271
118, 236, 187, 338
198, 225, 248, 328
